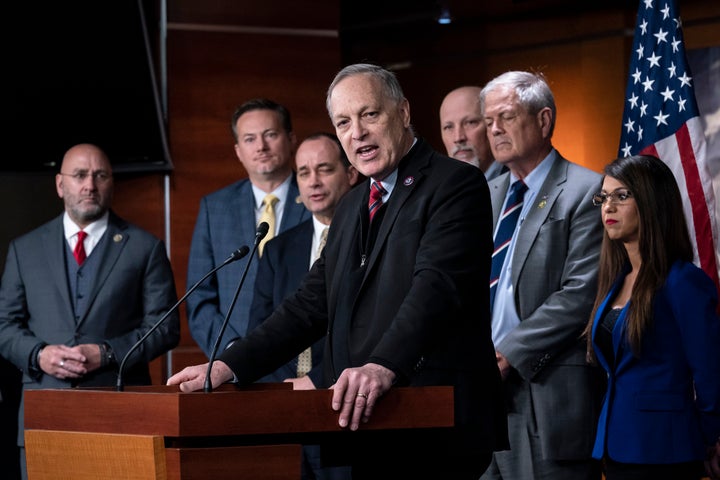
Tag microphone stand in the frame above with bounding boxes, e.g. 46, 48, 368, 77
116, 245, 250, 391
203, 223, 268, 392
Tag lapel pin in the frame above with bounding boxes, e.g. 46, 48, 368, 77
403, 176, 414, 186
113, 234, 123, 243
537, 195, 548, 209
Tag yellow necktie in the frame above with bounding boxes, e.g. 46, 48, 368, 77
258, 194, 278, 256
297, 226, 330, 377
313, 226, 329, 263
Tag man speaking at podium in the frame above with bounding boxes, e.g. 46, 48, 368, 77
168, 64, 508, 479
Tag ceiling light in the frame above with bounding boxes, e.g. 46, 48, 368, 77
437, 6, 452, 25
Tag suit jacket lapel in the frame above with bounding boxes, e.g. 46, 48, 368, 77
489, 175, 511, 226
363, 143, 428, 278
289, 221, 313, 275
511, 157, 568, 286
236, 181, 258, 245
43, 216, 75, 326
280, 177, 309, 233
76, 213, 128, 328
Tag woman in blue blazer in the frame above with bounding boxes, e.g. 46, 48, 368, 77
584, 155, 720, 479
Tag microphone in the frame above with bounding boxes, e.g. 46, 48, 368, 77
116, 245, 250, 391
203, 222, 269, 392
255, 221, 269, 241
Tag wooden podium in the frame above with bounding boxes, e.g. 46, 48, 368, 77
24, 384, 453, 479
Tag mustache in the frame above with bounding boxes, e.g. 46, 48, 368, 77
452, 144, 476, 156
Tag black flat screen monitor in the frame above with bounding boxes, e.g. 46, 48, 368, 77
5, 0, 172, 173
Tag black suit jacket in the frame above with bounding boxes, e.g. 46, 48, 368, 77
221, 139, 508, 472
248, 219, 325, 385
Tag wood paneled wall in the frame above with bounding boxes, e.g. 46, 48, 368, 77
106, 1, 720, 379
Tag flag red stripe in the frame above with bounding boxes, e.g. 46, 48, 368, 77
675, 124, 720, 288
640, 132, 720, 292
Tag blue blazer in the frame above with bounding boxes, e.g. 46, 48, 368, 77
186, 176, 310, 357
590, 260, 720, 463
248, 219, 325, 385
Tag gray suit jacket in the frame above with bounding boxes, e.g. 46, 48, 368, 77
0, 211, 179, 444
488, 151, 605, 460
186, 176, 310, 356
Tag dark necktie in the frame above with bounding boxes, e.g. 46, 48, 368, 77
73, 230, 88, 265
489, 180, 528, 307
368, 181, 387, 223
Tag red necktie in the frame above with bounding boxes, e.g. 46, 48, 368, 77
368, 181, 387, 223
74, 230, 87, 265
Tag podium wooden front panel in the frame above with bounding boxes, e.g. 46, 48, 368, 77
24, 384, 453, 479
25, 430, 167, 480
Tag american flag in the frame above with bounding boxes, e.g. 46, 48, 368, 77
619, 0, 720, 294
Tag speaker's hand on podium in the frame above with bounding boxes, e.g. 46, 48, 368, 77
167, 361, 233, 392
330, 362, 396, 432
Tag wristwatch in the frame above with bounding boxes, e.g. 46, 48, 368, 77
29, 343, 47, 378
99, 343, 116, 367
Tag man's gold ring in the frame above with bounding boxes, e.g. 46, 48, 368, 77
356, 392, 368, 399
60, 360, 65, 368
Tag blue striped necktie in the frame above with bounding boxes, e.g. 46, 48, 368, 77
490, 180, 528, 308
368, 181, 387, 223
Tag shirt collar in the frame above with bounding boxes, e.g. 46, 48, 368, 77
508, 148, 557, 196
251, 174, 292, 209
63, 211, 109, 241
312, 216, 329, 239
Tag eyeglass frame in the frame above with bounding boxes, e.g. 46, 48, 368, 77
58, 171, 112, 183
592, 189, 633, 207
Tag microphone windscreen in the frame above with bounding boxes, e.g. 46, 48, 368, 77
256, 222, 269, 239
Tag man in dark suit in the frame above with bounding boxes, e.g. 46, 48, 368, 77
0, 143, 179, 480
249, 132, 358, 479
186, 99, 311, 357
479, 71, 605, 480
168, 63, 508, 479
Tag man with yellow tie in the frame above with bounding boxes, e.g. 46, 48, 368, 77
247, 132, 359, 480
186, 99, 311, 358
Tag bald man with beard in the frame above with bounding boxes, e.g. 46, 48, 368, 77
440, 85, 505, 181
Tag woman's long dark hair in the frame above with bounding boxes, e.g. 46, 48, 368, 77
585, 155, 693, 359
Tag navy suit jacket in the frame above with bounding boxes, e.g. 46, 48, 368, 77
186, 176, 310, 356
220, 139, 508, 472
248, 219, 325, 385
590, 260, 720, 463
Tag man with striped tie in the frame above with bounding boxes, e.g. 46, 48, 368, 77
480, 71, 605, 480
169, 63, 508, 479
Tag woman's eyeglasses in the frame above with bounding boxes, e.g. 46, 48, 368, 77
592, 189, 633, 207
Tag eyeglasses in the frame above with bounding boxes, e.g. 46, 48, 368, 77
592, 189, 633, 207
59, 171, 111, 183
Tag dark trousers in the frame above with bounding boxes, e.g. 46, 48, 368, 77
604, 456, 705, 480
351, 450, 492, 480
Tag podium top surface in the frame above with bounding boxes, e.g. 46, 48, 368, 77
25, 384, 454, 437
